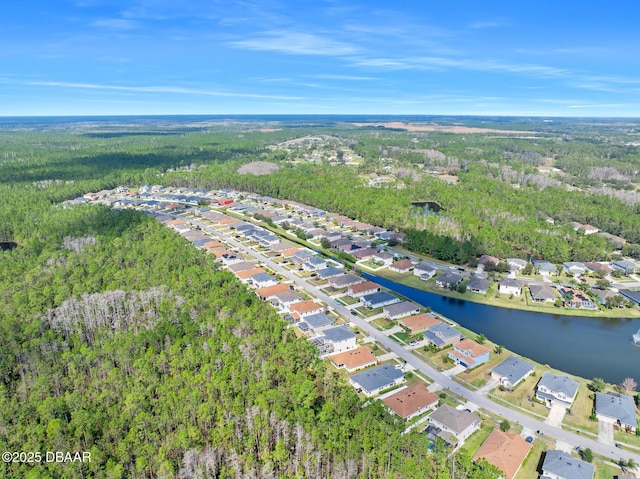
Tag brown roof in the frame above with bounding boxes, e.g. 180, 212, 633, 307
330, 346, 377, 370
235, 267, 266, 279
212, 249, 232, 258
289, 300, 323, 314
399, 313, 441, 333
203, 240, 224, 249
348, 281, 381, 294
473, 429, 532, 479
391, 259, 413, 270
167, 219, 186, 225
256, 283, 291, 299
456, 338, 490, 358
383, 383, 439, 419
282, 247, 301, 257
219, 217, 238, 225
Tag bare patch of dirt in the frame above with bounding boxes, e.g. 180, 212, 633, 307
237, 161, 281, 176
351, 121, 535, 135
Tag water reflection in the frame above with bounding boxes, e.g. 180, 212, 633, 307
364, 273, 640, 384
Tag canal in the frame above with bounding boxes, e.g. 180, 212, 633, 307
364, 273, 640, 385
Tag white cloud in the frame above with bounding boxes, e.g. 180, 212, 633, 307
230, 31, 359, 56
25, 81, 305, 100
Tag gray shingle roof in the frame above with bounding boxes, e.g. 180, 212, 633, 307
349, 364, 403, 394
321, 325, 356, 343
542, 450, 594, 479
428, 404, 480, 435
492, 356, 534, 385
303, 313, 335, 329
595, 392, 638, 428
383, 301, 420, 317
537, 373, 579, 399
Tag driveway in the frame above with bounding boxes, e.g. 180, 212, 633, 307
545, 404, 566, 427
477, 377, 499, 396
445, 364, 466, 377
598, 420, 615, 446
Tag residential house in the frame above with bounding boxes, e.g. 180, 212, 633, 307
235, 267, 266, 282
303, 256, 328, 271
499, 278, 522, 297
591, 288, 618, 305
269, 291, 302, 310
562, 262, 588, 276
597, 232, 627, 248
389, 259, 413, 273
352, 248, 378, 261
289, 300, 324, 318
349, 364, 404, 396
361, 291, 400, 309
399, 313, 441, 335
414, 262, 437, 280
472, 429, 532, 479
347, 281, 381, 298
256, 283, 292, 301
250, 273, 277, 288
491, 356, 535, 390
558, 287, 597, 309
533, 260, 558, 276
317, 267, 346, 280
383, 383, 439, 420
540, 450, 594, 479
435, 272, 463, 288
314, 325, 357, 355
424, 323, 463, 348
506, 258, 527, 272
227, 261, 256, 273
372, 252, 394, 266
612, 259, 638, 275
291, 250, 315, 263
535, 373, 579, 408
467, 277, 490, 294
595, 392, 638, 433
620, 289, 640, 306
300, 313, 335, 335
529, 284, 558, 303
329, 274, 364, 289
584, 262, 612, 275
478, 255, 500, 267
426, 404, 481, 447
383, 301, 420, 320
448, 339, 490, 369
330, 346, 378, 372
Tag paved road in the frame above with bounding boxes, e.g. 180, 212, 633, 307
167, 210, 640, 465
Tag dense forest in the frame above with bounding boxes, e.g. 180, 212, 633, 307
0, 118, 517, 478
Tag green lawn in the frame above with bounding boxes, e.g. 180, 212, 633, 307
370, 317, 393, 330
339, 294, 359, 305
460, 425, 494, 457
596, 462, 625, 479
563, 385, 599, 435
514, 440, 546, 479
614, 429, 640, 449
491, 372, 551, 419
393, 331, 411, 342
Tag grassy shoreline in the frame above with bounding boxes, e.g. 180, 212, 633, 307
370, 268, 640, 319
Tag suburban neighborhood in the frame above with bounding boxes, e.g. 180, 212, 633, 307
72, 185, 640, 479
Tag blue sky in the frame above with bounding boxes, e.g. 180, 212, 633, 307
2, 0, 639, 116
